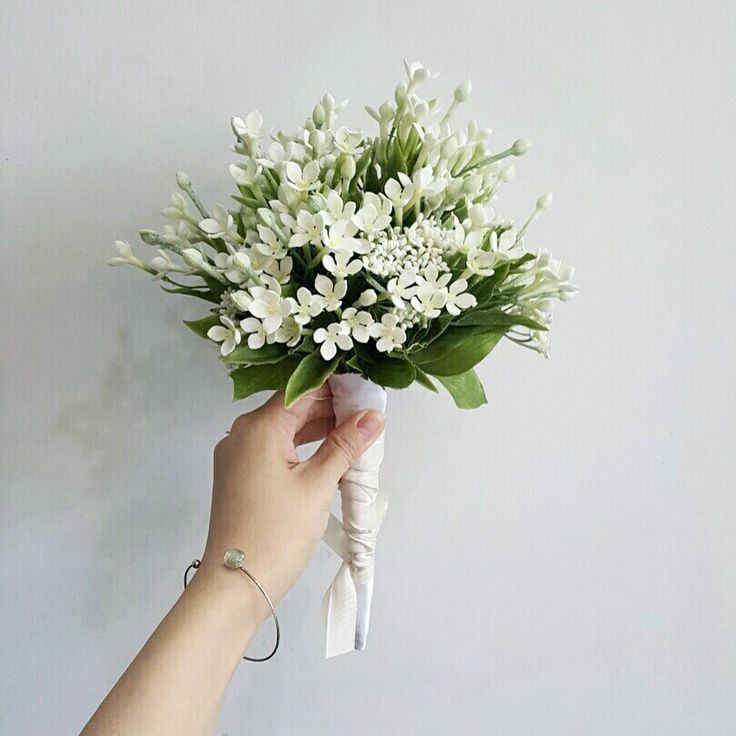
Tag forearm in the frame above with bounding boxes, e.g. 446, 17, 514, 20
81, 562, 267, 736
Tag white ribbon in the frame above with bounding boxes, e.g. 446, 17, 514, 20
322, 374, 388, 658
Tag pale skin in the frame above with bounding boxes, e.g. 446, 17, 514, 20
81, 385, 385, 736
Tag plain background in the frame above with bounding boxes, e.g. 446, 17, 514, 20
2, 1, 734, 734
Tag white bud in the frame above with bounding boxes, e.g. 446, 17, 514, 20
139, 229, 159, 245
453, 79, 472, 103
498, 165, 515, 183
171, 191, 187, 210
341, 156, 356, 180
379, 101, 395, 121
312, 102, 326, 126
463, 174, 483, 194
536, 191, 553, 210
182, 248, 205, 269
468, 205, 489, 229
231, 290, 252, 311
176, 171, 191, 189
441, 135, 459, 159
114, 240, 132, 258
231, 116, 247, 139
359, 289, 377, 307
511, 139, 533, 156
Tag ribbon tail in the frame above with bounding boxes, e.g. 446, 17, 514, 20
322, 560, 357, 659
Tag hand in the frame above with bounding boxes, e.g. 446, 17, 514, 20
199, 385, 385, 611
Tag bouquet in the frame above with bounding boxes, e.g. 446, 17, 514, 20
110, 60, 576, 657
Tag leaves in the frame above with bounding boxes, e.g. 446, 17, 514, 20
413, 366, 439, 393
161, 284, 221, 304
284, 350, 339, 407
363, 356, 416, 388
411, 325, 506, 376
436, 370, 487, 409
230, 357, 301, 401
454, 308, 547, 331
183, 314, 220, 339
224, 342, 288, 365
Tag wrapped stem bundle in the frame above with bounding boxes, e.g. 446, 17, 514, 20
110, 60, 576, 657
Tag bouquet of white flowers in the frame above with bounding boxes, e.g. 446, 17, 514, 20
110, 60, 575, 657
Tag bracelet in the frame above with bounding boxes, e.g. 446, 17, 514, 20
183, 548, 281, 662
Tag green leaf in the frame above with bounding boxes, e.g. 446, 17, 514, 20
223, 342, 288, 365
161, 285, 220, 304
454, 308, 547, 331
284, 351, 339, 407
363, 356, 416, 388
413, 366, 439, 393
436, 370, 488, 409
183, 314, 219, 339
469, 264, 509, 303
412, 325, 506, 376
230, 357, 301, 401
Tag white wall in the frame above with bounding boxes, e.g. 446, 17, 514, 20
2, 1, 734, 733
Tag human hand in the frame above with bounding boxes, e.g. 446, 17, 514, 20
198, 385, 385, 614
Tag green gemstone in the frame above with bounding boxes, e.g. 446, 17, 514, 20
223, 548, 246, 569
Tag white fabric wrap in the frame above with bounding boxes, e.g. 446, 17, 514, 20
321, 373, 388, 658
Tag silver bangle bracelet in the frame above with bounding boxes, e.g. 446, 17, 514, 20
183, 548, 280, 662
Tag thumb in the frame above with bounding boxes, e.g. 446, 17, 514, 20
303, 409, 385, 488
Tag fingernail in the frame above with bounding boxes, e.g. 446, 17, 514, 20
357, 410, 384, 440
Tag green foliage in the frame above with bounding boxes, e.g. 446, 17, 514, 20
224, 342, 288, 365
436, 370, 488, 409
411, 325, 506, 376
363, 356, 416, 388
413, 366, 439, 393
230, 357, 301, 401
183, 314, 220, 339
454, 308, 547, 331
284, 351, 339, 407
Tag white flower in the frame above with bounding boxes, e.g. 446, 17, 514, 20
411, 282, 447, 318
314, 322, 353, 360
284, 287, 324, 325
321, 190, 357, 225
369, 313, 407, 353
108, 240, 143, 268
247, 284, 292, 334
314, 274, 347, 311
231, 290, 253, 312
404, 60, 438, 84
465, 247, 496, 277
341, 308, 373, 343
359, 289, 377, 307
416, 263, 451, 290
387, 268, 418, 307
284, 160, 320, 192
232, 111, 263, 141
333, 127, 364, 156
445, 279, 477, 315
150, 249, 188, 275
451, 221, 484, 253
322, 219, 366, 254
283, 210, 323, 248
199, 204, 236, 238
215, 251, 252, 284
322, 251, 362, 278
240, 317, 268, 349
384, 178, 414, 207
275, 316, 302, 347
264, 256, 293, 284
229, 158, 262, 186
353, 194, 392, 234
490, 228, 524, 261
255, 225, 287, 259
207, 316, 241, 356
399, 166, 447, 200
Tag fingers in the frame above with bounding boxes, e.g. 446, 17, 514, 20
295, 416, 336, 447
300, 409, 385, 489
259, 384, 334, 439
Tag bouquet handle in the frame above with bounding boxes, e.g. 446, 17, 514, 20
321, 374, 388, 658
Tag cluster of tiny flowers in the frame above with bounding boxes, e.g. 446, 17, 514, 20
109, 60, 575, 365
362, 217, 454, 279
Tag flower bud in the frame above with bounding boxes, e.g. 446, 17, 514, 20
139, 229, 159, 245
231, 290, 252, 311
176, 171, 191, 189
171, 191, 187, 210
231, 252, 251, 271
114, 240, 132, 258
463, 173, 483, 194
441, 135, 458, 159
536, 191, 553, 210
511, 139, 533, 156
182, 248, 205, 269
341, 155, 356, 180
312, 102, 326, 126
379, 101, 395, 121
454, 79, 472, 103
231, 116, 247, 139
468, 204, 489, 229
498, 165, 515, 183
359, 289, 377, 307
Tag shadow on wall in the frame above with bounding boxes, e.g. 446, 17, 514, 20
55, 307, 240, 629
